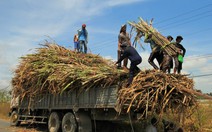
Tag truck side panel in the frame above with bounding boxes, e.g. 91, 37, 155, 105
19, 86, 118, 110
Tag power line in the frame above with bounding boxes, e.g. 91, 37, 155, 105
185, 27, 212, 36
192, 73, 212, 78
91, 40, 117, 51
92, 37, 117, 47
160, 13, 212, 31
155, 3, 212, 25
158, 9, 212, 29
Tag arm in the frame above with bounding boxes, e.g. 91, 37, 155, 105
85, 29, 88, 43
116, 49, 128, 64
78, 29, 81, 38
181, 45, 186, 57
73, 35, 76, 42
126, 33, 132, 46
118, 35, 121, 50
144, 33, 151, 43
129, 40, 132, 46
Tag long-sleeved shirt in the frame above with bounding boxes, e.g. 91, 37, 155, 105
144, 33, 160, 52
78, 29, 88, 42
117, 46, 141, 63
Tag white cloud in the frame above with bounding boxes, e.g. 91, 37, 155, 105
106, 0, 144, 7
104, 56, 114, 60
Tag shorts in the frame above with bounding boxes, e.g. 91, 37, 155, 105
74, 42, 79, 49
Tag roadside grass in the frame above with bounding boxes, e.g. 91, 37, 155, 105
189, 100, 212, 132
162, 100, 212, 132
0, 102, 10, 120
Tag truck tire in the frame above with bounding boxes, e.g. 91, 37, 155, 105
62, 112, 77, 132
48, 112, 61, 132
10, 111, 20, 126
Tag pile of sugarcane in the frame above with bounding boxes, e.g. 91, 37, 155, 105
129, 17, 180, 56
116, 70, 198, 118
12, 42, 205, 119
11, 42, 127, 98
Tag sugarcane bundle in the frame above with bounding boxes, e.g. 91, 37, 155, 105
129, 17, 180, 56
11, 42, 128, 98
116, 70, 197, 118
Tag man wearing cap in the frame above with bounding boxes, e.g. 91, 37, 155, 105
116, 44, 142, 87
173, 36, 186, 74
78, 24, 88, 53
144, 33, 163, 70
117, 24, 132, 69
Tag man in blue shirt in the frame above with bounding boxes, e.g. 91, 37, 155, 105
116, 43, 142, 87
78, 24, 88, 53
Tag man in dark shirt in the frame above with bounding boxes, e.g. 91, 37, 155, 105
174, 36, 186, 74
116, 44, 142, 87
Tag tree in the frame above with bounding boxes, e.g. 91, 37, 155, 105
0, 90, 11, 103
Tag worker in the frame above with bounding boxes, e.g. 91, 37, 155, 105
115, 43, 141, 87
173, 36, 186, 74
160, 35, 174, 73
78, 24, 88, 53
144, 33, 163, 70
117, 24, 132, 69
145, 117, 158, 132
73, 34, 79, 52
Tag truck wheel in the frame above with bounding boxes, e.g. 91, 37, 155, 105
48, 112, 61, 132
62, 112, 77, 132
10, 111, 20, 126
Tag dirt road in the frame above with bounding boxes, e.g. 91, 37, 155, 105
0, 119, 47, 132
0, 119, 16, 132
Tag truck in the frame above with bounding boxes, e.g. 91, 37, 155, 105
9, 85, 141, 132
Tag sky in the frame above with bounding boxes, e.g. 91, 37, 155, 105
0, 0, 212, 93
